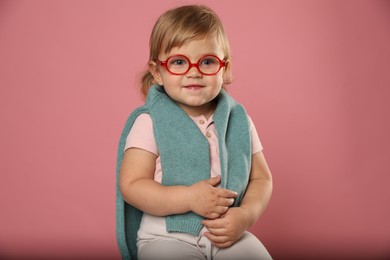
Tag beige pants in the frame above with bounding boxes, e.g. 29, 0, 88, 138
137, 231, 272, 260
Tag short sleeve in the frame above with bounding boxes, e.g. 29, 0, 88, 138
124, 113, 158, 156
248, 116, 263, 154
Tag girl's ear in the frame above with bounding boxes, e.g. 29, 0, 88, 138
222, 60, 234, 85
149, 61, 164, 86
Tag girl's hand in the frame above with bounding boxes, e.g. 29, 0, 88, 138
202, 151, 273, 248
188, 176, 237, 219
202, 207, 249, 248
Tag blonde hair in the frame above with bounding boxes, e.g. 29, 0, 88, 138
140, 5, 233, 98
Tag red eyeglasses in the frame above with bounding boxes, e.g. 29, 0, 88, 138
157, 54, 226, 76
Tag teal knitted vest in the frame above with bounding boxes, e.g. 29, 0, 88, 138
116, 85, 251, 259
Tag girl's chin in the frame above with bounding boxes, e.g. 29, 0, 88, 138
177, 100, 211, 110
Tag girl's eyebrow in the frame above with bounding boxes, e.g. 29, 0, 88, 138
168, 52, 222, 60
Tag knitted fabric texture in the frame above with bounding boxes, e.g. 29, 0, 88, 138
116, 85, 251, 259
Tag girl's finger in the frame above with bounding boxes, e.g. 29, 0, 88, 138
205, 227, 226, 236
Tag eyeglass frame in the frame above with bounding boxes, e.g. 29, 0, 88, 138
156, 54, 227, 76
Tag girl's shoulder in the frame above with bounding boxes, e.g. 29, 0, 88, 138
124, 113, 158, 155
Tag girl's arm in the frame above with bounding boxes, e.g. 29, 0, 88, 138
202, 151, 273, 248
238, 150, 273, 226
119, 147, 237, 219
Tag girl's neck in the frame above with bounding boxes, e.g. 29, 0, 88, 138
177, 101, 216, 120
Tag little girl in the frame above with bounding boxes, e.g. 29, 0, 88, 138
116, 5, 273, 260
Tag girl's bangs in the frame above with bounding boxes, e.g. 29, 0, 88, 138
161, 29, 214, 55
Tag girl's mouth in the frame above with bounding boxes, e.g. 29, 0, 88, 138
183, 85, 204, 90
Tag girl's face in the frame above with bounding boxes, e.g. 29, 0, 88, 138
150, 36, 226, 117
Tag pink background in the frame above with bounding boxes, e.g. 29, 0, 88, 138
1, 0, 389, 259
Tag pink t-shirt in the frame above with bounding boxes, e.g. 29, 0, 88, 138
124, 113, 263, 183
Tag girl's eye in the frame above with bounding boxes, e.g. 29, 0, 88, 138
169, 58, 187, 66
200, 57, 218, 66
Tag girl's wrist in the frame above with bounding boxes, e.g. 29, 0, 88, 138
185, 185, 195, 213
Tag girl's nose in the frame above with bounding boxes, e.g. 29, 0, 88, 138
186, 65, 202, 78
